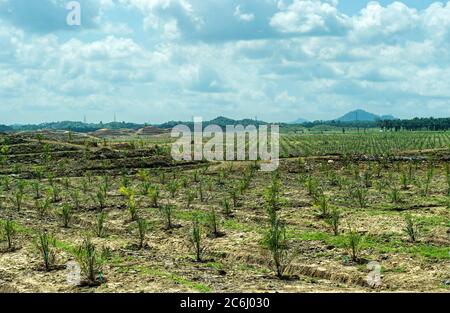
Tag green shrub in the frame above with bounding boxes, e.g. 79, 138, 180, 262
1, 219, 16, 251
75, 237, 104, 286
316, 194, 330, 218
148, 185, 160, 208
36, 197, 51, 219
61, 204, 72, 228
191, 215, 204, 262
326, 207, 340, 236
186, 189, 196, 209
389, 184, 401, 204
305, 176, 318, 197
167, 180, 178, 198
353, 187, 368, 209
264, 218, 291, 278
50, 184, 61, 203
127, 196, 139, 221
222, 198, 232, 218
32, 181, 41, 199
445, 163, 450, 196
404, 214, 419, 242
136, 218, 148, 249
346, 227, 364, 262
11, 188, 24, 211
96, 212, 107, 238
207, 207, 221, 237
70, 189, 80, 210
95, 186, 106, 210
35, 231, 57, 271
230, 188, 239, 207
160, 204, 175, 230
264, 177, 281, 211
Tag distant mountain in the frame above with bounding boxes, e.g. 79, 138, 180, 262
336, 109, 397, 122
289, 118, 309, 124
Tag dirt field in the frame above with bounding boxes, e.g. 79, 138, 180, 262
0, 131, 449, 293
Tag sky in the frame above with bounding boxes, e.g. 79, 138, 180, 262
1, 0, 450, 124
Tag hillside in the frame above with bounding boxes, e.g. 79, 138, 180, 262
336, 109, 397, 122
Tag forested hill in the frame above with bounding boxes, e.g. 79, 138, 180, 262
6, 121, 146, 133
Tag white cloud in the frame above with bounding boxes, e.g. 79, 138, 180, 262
2, 1, 450, 123
234, 5, 255, 22
270, 0, 349, 35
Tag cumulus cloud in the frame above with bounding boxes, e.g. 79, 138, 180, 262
270, 0, 350, 36
1, 0, 450, 124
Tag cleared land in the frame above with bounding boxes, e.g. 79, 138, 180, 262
0, 130, 449, 293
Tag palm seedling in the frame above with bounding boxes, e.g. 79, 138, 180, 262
1, 219, 16, 251
316, 194, 330, 218
186, 189, 196, 209
1, 176, 11, 191
32, 181, 41, 199
137, 169, 150, 183
61, 204, 72, 228
96, 212, 107, 238
148, 185, 160, 208
160, 204, 175, 230
217, 168, 225, 186
422, 165, 434, 196
264, 217, 291, 278
0, 145, 9, 167
363, 169, 372, 188
207, 179, 213, 193
353, 187, 368, 209
35, 231, 57, 271
70, 189, 80, 210
445, 163, 450, 196
76, 237, 104, 286
50, 184, 61, 203
140, 180, 151, 195
81, 177, 89, 194
404, 214, 419, 242
167, 179, 178, 198
63, 177, 70, 190
11, 187, 24, 211
36, 197, 51, 219
207, 207, 222, 238
120, 175, 130, 189
326, 207, 341, 236
346, 226, 364, 262
101, 175, 110, 192
136, 218, 148, 249
400, 170, 408, 190
222, 198, 232, 218
191, 214, 204, 262
264, 178, 281, 211
198, 181, 205, 202
230, 188, 239, 208
180, 176, 188, 189
305, 176, 318, 197
159, 170, 166, 185
93, 186, 106, 211
389, 184, 401, 204
193, 170, 199, 183
127, 195, 139, 221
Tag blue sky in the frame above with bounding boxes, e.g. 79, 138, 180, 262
1, 0, 450, 124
